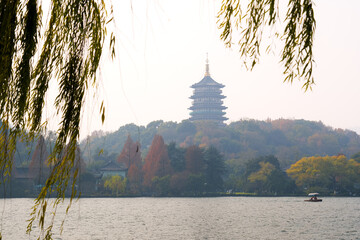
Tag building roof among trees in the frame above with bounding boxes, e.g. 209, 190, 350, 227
100, 161, 127, 171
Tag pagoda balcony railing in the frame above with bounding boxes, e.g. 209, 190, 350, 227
190, 110, 227, 116
193, 89, 222, 94
189, 115, 228, 121
190, 93, 226, 99
191, 100, 225, 104
189, 105, 227, 110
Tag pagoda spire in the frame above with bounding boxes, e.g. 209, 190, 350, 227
205, 53, 210, 77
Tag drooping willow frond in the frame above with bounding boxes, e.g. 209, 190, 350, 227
218, 0, 316, 90
0, 0, 111, 238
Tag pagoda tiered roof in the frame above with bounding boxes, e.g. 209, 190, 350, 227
189, 104, 227, 110
188, 55, 228, 124
191, 76, 225, 88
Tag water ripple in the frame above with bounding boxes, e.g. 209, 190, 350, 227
0, 197, 359, 239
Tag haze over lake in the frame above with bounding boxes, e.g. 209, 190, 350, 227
1, 197, 359, 239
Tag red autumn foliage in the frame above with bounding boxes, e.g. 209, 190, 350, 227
128, 164, 142, 183
142, 135, 172, 187
117, 135, 143, 192
117, 135, 141, 168
127, 164, 142, 194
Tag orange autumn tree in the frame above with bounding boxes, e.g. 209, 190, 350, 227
142, 135, 172, 188
117, 135, 142, 193
117, 135, 139, 168
127, 163, 142, 194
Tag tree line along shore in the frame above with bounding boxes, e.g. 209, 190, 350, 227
3, 119, 360, 197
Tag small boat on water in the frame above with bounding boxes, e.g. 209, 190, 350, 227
304, 192, 322, 202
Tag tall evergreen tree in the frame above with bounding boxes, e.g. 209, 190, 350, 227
185, 145, 205, 174
204, 146, 226, 192
167, 142, 186, 172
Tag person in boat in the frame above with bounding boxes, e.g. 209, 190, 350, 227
306, 193, 322, 202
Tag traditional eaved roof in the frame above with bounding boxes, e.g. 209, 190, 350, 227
100, 161, 127, 171
191, 76, 224, 88
189, 104, 227, 110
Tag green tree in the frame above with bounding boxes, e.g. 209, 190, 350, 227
243, 155, 295, 194
224, 158, 247, 192
248, 162, 276, 193
141, 120, 164, 147
244, 155, 280, 177
247, 161, 295, 194
167, 142, 186, 172
186, 173, 206, 195
185, 145, 205, 174
152, 175, 171, 196
351, 152, 360, 163
79, 172, 97, 195
204, 146, 226, 192
176, 120, 197, 139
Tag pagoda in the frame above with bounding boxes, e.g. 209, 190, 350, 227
189, 55, 228, 124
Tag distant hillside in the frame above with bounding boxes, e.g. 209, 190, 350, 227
80, 119, 360, 168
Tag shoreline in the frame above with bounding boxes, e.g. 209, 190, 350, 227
1, 193, 359, 199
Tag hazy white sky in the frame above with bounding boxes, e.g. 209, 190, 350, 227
71, 0, 360, 138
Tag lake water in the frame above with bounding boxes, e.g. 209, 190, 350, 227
0, 197, 359, 239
